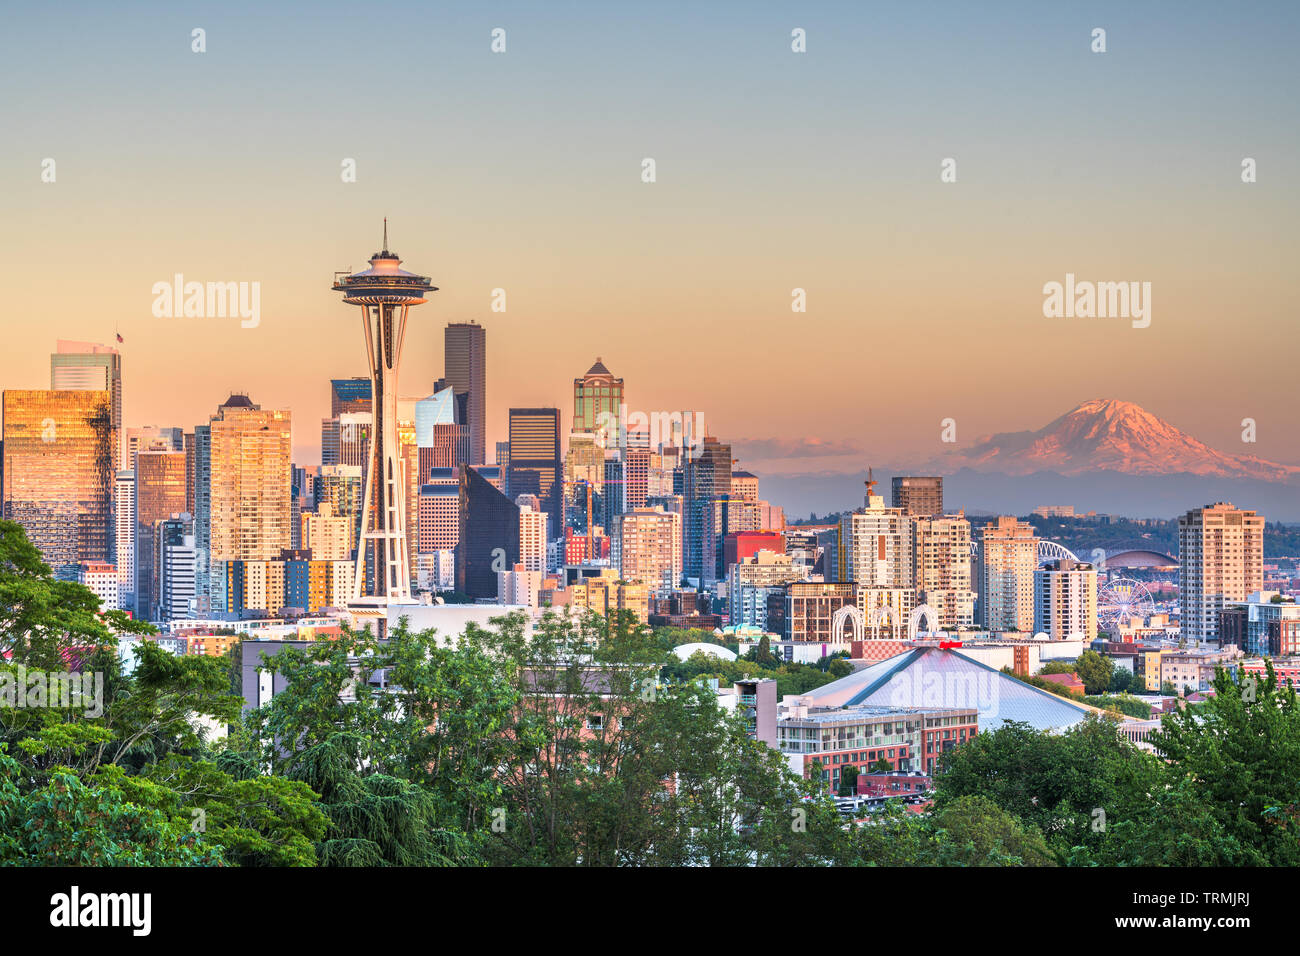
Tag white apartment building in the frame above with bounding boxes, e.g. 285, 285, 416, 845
1034, 558, 1098, 642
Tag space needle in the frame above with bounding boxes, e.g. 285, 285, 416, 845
332, 221, 436, 617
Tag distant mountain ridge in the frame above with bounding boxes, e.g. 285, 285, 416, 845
756, 399, 1300, 521
934, 399, 1300, 482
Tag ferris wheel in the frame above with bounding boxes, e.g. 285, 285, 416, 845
1097, 577, 1156, 628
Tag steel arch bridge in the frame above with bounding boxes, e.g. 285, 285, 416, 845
1037, 540, 1080, 564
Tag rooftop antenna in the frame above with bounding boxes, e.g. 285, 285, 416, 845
382, 217, 388, 253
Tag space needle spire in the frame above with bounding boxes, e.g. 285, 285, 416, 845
332, 224, 437, 618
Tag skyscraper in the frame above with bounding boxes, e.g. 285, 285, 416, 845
124, 426, 183, 465
1179, 502, 1265, 644
682, 436, 732, 582
416, 387, 470, 474
838, 479, 913, 590
912, 513, 975, 628
613, 507, 682, 588
456, 464, 519, 599
51, 341, 122, 471
508, 407, 562, 536
517, 498, 548, 573
332, 228, 436, 610
2, 389, 114, 575
134, 449, 188, 619
158, 514, 197, 622
330, 377, 372, 417
444, 322, 486, 465
195, 394, 292, 615
114, 468, 136, 612
574, 358, 624, 447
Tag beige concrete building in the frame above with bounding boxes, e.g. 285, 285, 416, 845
612, 507, 682, 588
301, 501, 354, 562
912, 513, 975, 628
838, 488, 912, 590
977, 516, 1038, 633
1179, 502, 1265, 644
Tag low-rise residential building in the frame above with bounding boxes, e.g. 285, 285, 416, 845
1161, 646, 1241, 696
1220, 591, 1300, 657
776, 702, 978, 790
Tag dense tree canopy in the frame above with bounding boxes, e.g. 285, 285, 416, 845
2, 518, 1298, 867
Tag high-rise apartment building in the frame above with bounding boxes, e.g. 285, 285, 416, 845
1034, 558, 1098, 642
1179, 502, 1265, 644
612, 507, 682, 588
300, 502, 354, 561
891, 476, 943, 517
622, 446, 650, 512
977, 516, 1038, 633
912, 513, 975, 628
2, 389, 114, 575
518, 499, 549, 573
77, 561, 119, 611
114, 468, 136, 612
838, 483, 912, 590
444, 322, 486, 465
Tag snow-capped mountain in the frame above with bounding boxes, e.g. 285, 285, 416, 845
938, 399, 1300, 482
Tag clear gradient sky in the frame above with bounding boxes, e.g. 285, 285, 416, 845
2, 0, 1297, 476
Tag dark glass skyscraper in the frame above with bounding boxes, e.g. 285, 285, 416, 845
444, 322, 486, 465
455, 464, 519, 599
682, 436, 731, 582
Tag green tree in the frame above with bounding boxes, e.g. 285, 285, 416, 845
1107, 668, 1136, 694
0, 746, 224, 866
838, 764, 859, 796
934, 717, 1160, 859
1074, 650, 1114, 695
929, 795, 1056, 866
0, 520, 150, 670
237, 620, 515, 865
1132, 662, 1300, 866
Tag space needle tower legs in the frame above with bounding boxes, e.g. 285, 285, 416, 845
332, 222, 437, 619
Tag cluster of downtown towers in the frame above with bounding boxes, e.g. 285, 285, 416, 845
0, 331, 771, 622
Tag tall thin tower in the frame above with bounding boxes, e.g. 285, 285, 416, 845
332, 223, 436, 609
